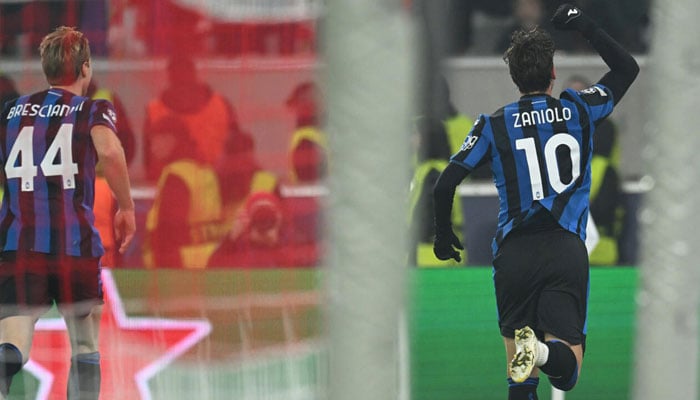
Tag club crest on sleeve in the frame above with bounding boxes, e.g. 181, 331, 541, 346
581, 86, 607, 97
102, 109, 118, 129
461, 135, 479, 151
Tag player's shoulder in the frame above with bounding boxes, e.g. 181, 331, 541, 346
471, 105, 507, 127
466, 103, 519, 136
81, 95, 113, 109
41, 88, 104, 110
490, 105, 508, 119
81, 96, 116, 118
75, 96, 118, 133
475, 105, 507, 130
468, 112, 494, 137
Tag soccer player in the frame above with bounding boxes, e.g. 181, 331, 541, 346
0, 27, 135, 399
432, 4, 638, 399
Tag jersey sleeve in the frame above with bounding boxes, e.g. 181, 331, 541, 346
449, 114, 491, 171
561, 83, 615, 124
89, 99, 118, 132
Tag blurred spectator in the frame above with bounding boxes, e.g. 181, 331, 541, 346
1, 0, 322, 58
432, 76, 495, 180
143, 116, 224, 269
211, 20, 316, 57
88, 80, 136, 165
207, 192, 295, 268
286, 81, 327, 184
121, 0, 207, 56
408, 116, 464, 267
79, 0, 109, 56
217, 132, 258, 222
458, 0, 649, 55
144, 116, 185, 187
495, 0, 543, 54
495, 0, 575, 54
0, 74, 19, 107
0, 2, 70, 57
436, 76, 473, 156
493, 0, 649, 54
216, 130, 280, 226
144, 54, 239, 181
418, 0, 512, 56
0, 3, 22, 56
281, 81, 326, 266
567, 0, 649, 53
0, 1, 108, 57
567, 75, 624, 265
109, 0, 317, 57
209, 132, 323, 268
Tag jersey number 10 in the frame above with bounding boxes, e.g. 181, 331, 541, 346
4, 124, 79, 192
515, 133, 581, 200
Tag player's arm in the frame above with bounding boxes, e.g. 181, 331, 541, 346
91, 124, 136, 254
552, 4, 640, 104
432, 163, 469, 262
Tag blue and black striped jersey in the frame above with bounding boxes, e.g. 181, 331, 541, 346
450, 83, 615, 254
0, 88, 118, 257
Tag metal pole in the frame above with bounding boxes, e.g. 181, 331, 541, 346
633, 0, 700, 398
324, 1, 417, 400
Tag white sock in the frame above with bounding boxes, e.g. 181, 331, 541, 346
535, 341, 549, 367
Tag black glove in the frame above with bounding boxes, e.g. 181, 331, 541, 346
551, 4, 596, 33
434, 228, 464, 263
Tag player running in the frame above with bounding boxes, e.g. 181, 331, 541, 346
432, 4, 639, 399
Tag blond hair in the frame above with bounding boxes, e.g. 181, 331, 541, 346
39, 26, 91, 85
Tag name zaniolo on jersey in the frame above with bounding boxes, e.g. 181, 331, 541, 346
512, 106, 572, 128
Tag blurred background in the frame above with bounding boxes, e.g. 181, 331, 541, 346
0, 0, 659, 399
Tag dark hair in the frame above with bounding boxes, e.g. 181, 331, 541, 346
503, 27, 555, 94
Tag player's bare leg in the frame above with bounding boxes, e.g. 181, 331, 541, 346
0, 314, 40, 399
63, 303, 103, 400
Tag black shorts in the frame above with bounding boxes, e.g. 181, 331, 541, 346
493, 228, 589, 346
0, 251, 103, 319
